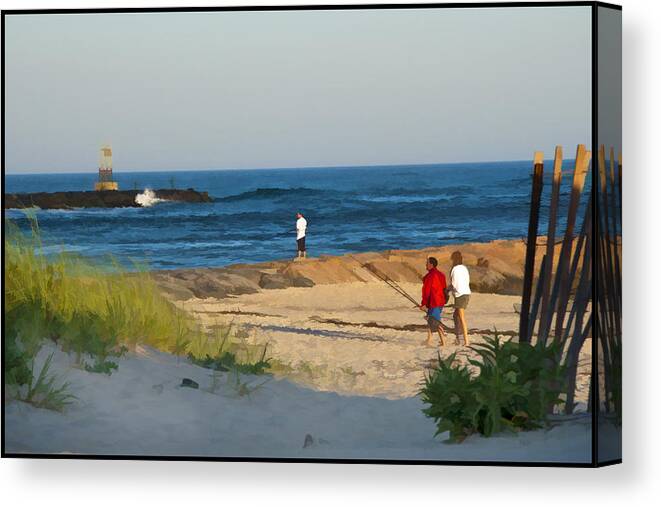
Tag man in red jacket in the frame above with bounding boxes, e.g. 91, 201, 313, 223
420, 257, 448, 347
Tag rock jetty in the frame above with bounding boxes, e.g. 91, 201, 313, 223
4, 188, 213, 210
151, 238, 540, 301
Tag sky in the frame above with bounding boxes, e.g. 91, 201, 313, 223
3, 6, 591, 174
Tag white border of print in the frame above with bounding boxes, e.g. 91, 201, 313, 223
0, 1, 659, 506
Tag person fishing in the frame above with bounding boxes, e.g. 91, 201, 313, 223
295, 212, 307, 259
419, 257, 448, 347
449, 251, 471, 346
349, 255, 447, 345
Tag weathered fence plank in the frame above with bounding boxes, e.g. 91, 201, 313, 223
538, 146, 564, 345
518, 152, 544, 344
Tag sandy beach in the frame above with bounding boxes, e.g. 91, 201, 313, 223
157, 238, 592, 403
4, 341, 592, 462
4, 240, 593, 461
181, 283, 591, 404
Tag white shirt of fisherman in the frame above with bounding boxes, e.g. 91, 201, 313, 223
296, 217, 307, 240
451, 264, 471, 297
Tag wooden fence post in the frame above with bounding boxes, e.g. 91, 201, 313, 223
553, 145, 590, 342
519, 152, 544, 343
538, 146, 563, 345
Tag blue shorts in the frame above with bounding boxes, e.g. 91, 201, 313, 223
427, 306, 443, 331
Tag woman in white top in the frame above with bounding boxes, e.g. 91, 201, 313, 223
450, 251, 471, 346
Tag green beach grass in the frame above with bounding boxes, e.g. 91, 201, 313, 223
4, 217, 270, 410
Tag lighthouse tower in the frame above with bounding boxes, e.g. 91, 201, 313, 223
94, 144, 119, 191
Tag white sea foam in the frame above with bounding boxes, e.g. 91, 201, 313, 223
135, 188, 164, 207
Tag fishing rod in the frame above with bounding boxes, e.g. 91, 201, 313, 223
375, 261, 455, 310
381, 272, 415, 303
349, 256, 419, 306
361, 258, 411, 297
349, 256, 452, 332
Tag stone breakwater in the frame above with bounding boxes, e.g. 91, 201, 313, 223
4, 188, 213, 210
152, 238, 555, 302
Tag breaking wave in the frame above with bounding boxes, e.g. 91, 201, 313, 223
135, 188, 165, 207
218, 187, 327, 202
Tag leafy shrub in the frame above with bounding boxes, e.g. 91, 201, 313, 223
420, 354, 476, 441
420, 334, 566, 442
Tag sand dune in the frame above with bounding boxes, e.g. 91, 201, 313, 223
4, 342, 591, 462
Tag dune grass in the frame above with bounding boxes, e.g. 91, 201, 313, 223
187, 323, 271, 375
4, 217, 271, 407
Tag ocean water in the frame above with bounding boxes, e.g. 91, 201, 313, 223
4, 162, 589, 270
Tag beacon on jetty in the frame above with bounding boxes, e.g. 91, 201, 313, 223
94, 144, 119, 191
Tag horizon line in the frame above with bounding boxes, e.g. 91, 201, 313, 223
3, 158, 554, 176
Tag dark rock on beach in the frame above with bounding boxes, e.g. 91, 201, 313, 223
152, 264, 316, 301
154, 269, 260, 300
149, 238, 570, 303
4, 188, 213, 210
258, 273, 289, 290
303, 434, 315, 448
181, 378, 199, 389
290, 275, 315, 288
